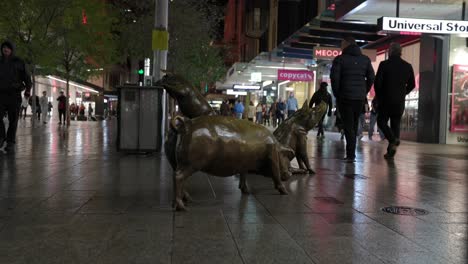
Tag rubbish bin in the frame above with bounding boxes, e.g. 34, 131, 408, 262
117, 86, 163, 152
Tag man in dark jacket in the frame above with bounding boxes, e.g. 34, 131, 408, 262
0, 41, 31, 153
331, 37, 375, 162
310, 82, 333, 138
374, 42, 415, 159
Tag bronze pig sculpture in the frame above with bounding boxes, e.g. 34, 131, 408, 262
273, 100, 327, 176
168, 115, 294, 211
154, 74, 215, 118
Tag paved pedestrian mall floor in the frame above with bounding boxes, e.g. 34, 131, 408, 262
0, 119, 467, 263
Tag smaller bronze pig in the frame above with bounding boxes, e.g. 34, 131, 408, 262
274, 100, 327, 175
169, 115, 294, 211
154, 74, 215, 118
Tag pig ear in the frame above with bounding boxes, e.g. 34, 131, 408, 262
301, 100, 309, 110
170, 115, 186, 132
280, 145, 295, 160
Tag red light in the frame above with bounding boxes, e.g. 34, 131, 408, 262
82, 9, 88, 25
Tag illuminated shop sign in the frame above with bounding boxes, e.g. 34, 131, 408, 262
380, 17, 468, 34
277, 69, 314, 81
314, 47, 342, 59
313, 47, 376, 61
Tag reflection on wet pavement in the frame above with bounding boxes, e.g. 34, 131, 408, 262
0, 120, 467, 263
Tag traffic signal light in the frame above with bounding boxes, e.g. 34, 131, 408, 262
138, 60, 144, 85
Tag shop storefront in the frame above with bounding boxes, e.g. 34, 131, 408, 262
276, 69, 315, 107
32, 75, 101, 118
379, 16, 468, 146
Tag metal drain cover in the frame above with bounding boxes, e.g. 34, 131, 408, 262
343, 173, 368, 180
381, 206, 429, 216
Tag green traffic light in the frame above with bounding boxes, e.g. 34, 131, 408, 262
138, 69, 144, 75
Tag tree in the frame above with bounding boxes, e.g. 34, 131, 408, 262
52, 0, 118, 125
0, 0, 67, 124
168, 1, 226, 90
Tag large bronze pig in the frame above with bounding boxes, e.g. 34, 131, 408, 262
274, 100, 327, 175
154, 74, 215, 118
169, 115, 294, 211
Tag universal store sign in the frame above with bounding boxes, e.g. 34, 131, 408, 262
380, 17, 468, 34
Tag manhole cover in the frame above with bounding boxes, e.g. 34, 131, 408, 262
381, 206, 429, 216
343, 173, 368, 180
314, 197, 343, 204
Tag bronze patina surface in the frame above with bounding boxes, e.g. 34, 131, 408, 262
169, 115, 293, 210
273, 100, 327, 175
154, 74, 215, 118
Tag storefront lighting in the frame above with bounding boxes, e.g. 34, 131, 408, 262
262, 80, 273, 86
226, 89, 247, 96
278, 80, 290, 86
286, 87, 294, 91
232, 84, 261, 90
46, 76, 99, 94
254, 65, 308, 70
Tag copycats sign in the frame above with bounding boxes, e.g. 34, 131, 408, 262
277, 69, 314, 81
380, 17, 468, 34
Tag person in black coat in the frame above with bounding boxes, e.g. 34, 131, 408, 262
0, 40, 32, 153
374, 42, 415, 159
331, 36, 375, 162
310, 82, 333, 138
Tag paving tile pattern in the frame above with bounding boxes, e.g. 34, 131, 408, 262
0, 120, 467, 263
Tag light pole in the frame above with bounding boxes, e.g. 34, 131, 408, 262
153, 0, 168, 152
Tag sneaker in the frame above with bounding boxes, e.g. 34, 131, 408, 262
384, 143, 398, 159
342, 156, 355, 163
395, 139, 401, 146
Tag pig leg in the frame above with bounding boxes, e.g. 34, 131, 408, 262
238, 173, 250, 194
297, 134, 315, 174
174, 169, 192, 211
269, 144, 288, 194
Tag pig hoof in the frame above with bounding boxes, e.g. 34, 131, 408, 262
277, 185, 288, 195
174, 199, 187, 211
183, 191, 193, 203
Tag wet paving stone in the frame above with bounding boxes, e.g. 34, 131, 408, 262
0, 120, 467, 263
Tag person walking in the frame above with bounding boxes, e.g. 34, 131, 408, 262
247, 101, 255, 122
331, 36, 375, 162
262, 104, 270, 126
368, 97, 385, 141
286, 92, 298, 117
233, 100, 244, 119
310, 82, 333, 139
29, 95, 41, 121
57, 91, 67, 125
87, 103, 93, 120
270, 100, 278, 127
220, 100, 230, 116
276, 98, 285, 125
374, 42, 415, 159
20, 94, 29, 119
0, 40, 32, 153
255, 103, 263, 124
39, 91, 48, 124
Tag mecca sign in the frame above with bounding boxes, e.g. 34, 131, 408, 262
380, 17, 468, 34
314, 47, 342, 60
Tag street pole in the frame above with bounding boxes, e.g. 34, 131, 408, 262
153, 0, 168, 152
